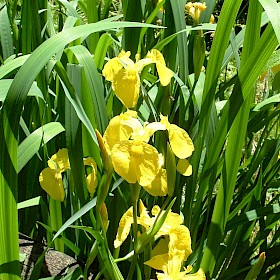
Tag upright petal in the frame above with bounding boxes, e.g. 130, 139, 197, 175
39, 168, 65, 201
102, 57, 123, 81
169, 225, 192, 261
103, 112, 135, 153
48, 148, 70, 172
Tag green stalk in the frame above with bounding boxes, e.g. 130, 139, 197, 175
200, 1, 273, 276
127, 183, 141, 280
0, 110, 20, 279
87, 0, 99, 53
49, 198, 64, 252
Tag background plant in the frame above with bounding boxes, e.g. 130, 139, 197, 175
0, 0, 279, 279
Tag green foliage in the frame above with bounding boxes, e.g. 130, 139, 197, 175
0, 0, 279, 279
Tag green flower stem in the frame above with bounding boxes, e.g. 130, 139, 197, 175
130, 183, 141, 244
127, 183, 141, 280
49, 198, 64, 252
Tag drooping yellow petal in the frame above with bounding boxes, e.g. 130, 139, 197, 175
48, 148, 70, 172
168, 124, 194, 159
155, 62, 173, 86
103, 111, 137, 153
147, 49, 173, 86
112, 68, 140, 108
143, 168, 168, 196
177, 159, 192, 176
111, 140, 160, 186
39, 168, 65, 201
114, 206, 133, 248
84, 157, 98, 194
169, 225, 192, 261
148, 49, 166, 66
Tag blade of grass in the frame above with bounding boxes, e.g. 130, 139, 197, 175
0, 5, 14, 60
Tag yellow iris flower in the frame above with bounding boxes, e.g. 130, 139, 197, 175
102, 49, 173, 108
103, 111, 194, 192
114, 200, 205, 278
103, 111, 161, 188
39, 149, 98, 201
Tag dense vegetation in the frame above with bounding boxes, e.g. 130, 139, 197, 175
0, 0, 279, 279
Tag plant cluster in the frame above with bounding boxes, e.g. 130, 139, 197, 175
0, 0, 279, 280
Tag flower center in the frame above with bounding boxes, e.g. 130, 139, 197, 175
130, 142, 144, 158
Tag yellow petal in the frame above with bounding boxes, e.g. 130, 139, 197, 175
177, 159, 192, 176
145, 253, 169, 271
156, 62, 173, 86
114, 206, 133, 248
112, 68, 140, 108
168, 124, 194, 159
143, 168, 168, 196
111, 140, 160, 186
102, 57, 123, 81
147, 49, 173, 86
103, 112, 136, 153
48, 148, 70, 172
169, 225, 192, 261
148, 49, 166, 65
39, 168, 65, 201
151, 206, 184, 236
135, 57, 153, 72
145, 238, 169, 271
137, 199, 153, 229
84, 157, 98, 194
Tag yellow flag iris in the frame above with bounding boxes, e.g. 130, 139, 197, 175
103, 111, 162, 189
102, 49, 173, 108
114, 200, 205, 278
39, 149, 98, 201
39, 149, 70, 201
103, 111, 194, 193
